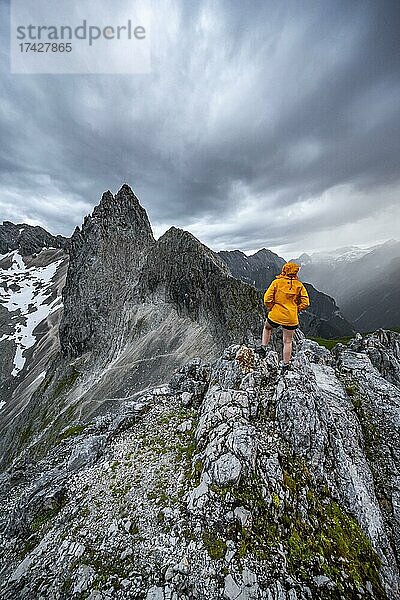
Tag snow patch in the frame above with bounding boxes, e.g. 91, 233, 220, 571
0, 250, 63, 376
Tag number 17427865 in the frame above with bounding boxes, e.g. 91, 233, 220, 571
19, 43, 72, 52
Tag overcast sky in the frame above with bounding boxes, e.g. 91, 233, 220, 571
1, 0, 400, 258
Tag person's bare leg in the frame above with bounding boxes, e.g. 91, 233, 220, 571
282, 329, 295, 364
262, 320, 273, 346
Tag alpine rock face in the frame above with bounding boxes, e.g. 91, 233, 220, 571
218, 249, 355, 338
0, 329, 399, 599
0, 221, 69, 413
59, 184, 156, 360
1, 185, 399, 600
0, 185, 263, 472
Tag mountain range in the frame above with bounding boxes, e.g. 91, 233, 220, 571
0, 184, 399, 599
0, 185, 357, 445
0, 185, 264, 471
217, 249, 355, 338
291, 241, 400, 331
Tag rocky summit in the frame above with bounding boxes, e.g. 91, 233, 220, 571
0, 329, 399, 599
59, 184, 156, 359
0, 184, 399, 599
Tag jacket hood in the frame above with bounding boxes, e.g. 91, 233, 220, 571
276, 261, 300, 279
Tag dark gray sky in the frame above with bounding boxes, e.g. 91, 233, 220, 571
1, 0, 400, 258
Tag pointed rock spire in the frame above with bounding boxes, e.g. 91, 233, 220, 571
60, 186, 155, 358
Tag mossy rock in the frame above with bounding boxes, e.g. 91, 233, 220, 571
202, 531, 227, 560
210, 454, 387, 599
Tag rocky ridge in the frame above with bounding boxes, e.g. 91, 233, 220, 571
0, 185, 263, 472
0, 329, 399, 599
0, 221, 69, 255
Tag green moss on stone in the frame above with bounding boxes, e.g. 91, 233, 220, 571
19, 423, 33, 446
346, 384, 358, 397
310, 336, 353, 350
31, 505, 62, 531
272, 493, 280, 509
202, 531, 227, 560
59, 423, 90, 442
210, 455, 387, 598
53, 367, 80, 398
30, 493, 68, 533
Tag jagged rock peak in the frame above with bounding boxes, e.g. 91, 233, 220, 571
59, 184, 155, 358
251, 247, 279, 259
0, 220, 68, 255
74, 184, 154, 244
92, 184, 141, 216
158, 226, 231, 275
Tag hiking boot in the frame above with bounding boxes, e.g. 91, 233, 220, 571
279, 360, 292, 373
254, 345, 267, 359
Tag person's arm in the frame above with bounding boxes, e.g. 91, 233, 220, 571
264, 281, 276, 310
297, 284, 310, 312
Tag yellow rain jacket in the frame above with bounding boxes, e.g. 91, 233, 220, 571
264, 262, 310, 326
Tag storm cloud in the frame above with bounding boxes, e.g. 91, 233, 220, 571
1, 0, 399, 257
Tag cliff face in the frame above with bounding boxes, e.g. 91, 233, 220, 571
59, 184, 156, 359
0, 329, 399, 599
0, 185, 264, 472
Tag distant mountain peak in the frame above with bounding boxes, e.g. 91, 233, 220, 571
162, 225, 202, 243
156, 226, 231, 275
251, 247, 275, 258
78, 185, 154, 243
218, 249, 247, 259
0, 220, 68, 256
160, 226, 200, 248
163, 225, 185, 237
117, 182, 139, 196
91, 184, 145, 219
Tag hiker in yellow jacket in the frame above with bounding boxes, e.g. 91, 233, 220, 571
258, 262, 310, 368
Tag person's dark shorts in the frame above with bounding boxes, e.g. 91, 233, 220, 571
267, 316, 298, 330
